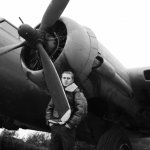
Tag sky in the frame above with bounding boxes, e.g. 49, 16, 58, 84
1, 0, 150, 69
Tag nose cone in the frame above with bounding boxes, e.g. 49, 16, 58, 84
18, 24, 39, 42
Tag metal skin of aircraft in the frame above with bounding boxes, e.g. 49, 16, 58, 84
1, 0, 150, 150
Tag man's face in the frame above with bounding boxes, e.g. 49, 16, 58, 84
61, 73, 74, 87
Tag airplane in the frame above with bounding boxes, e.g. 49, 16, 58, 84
0, 0, 150, 149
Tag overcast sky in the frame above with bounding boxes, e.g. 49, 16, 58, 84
1, 0, 150, 68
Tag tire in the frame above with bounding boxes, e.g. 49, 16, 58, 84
96, 127, 132, 150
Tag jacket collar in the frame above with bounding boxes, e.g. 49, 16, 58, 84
65, 83, 78, 92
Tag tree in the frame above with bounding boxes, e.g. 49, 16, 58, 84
1, 129, 17, 138
26, 132, 50, 147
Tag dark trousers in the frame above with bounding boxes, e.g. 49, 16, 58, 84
49, 124, 76, 150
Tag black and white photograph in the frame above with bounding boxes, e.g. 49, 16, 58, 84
0, 0, 150, 150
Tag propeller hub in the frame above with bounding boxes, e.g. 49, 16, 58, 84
18, 24, 40, 44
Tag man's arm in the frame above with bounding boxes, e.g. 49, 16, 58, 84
66, 89, 88, 128
45, 99, 54, 125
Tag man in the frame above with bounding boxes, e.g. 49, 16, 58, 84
45, 71, 88, 150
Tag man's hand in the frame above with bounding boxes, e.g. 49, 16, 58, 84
58, 121, 65, 125
65, 123, 71, 129
48, 120, 53, 127
49, 122, 53, 127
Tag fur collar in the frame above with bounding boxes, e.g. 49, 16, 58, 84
65, 83, 78, 92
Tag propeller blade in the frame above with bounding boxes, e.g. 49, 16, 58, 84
36, 43, 71, 122
40, 0, 70, 31
0, 41, 25, 56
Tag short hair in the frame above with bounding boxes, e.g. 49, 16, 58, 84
61, 71, 74, 80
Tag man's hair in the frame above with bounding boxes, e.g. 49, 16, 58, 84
61, 71, 74, 80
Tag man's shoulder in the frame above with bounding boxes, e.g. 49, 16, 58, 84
74, 87, 80, 92
74, 87, 86, 100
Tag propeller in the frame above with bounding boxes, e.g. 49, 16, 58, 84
0, 41, 25, 56
39, 0, 70, 31
36, 42, 71, 122
0, 0, 71, 122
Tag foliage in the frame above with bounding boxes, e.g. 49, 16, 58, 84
0, 129, 48, 150
0, 128, 96, 150
1, 129, 17, 138
25, 132, 50, 147
0, 135, 48, 150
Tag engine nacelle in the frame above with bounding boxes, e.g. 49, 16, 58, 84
20, 17, 98, 97
20, 18, 68, 90
20, 59, 47, 90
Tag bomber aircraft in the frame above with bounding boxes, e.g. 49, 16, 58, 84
0, 0, 150, 149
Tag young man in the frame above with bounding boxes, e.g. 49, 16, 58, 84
45, 71, 88, 150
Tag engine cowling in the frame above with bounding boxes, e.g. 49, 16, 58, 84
20, 17, 98, 97
20, 19, 67, 90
